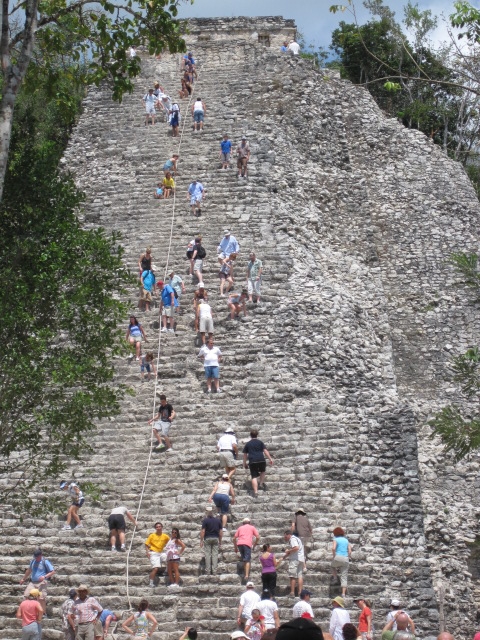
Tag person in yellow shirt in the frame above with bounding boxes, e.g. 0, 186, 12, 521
145, 522, 170, 587
162, 172, 175, 199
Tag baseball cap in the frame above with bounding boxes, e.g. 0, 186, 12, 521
205, 506, 213, 512
222, 473, 229, 479
246, 581, 254, 588
231, 633, 249, 640
241, 135, 247, 140
276, 618, 323, 640
33, 549, 42, 557
224, 427, 235, 433
243, 517, 251, 523
224, 229, 230, 236
300, 589, 312, 597
59, 481, 68, 489
69, 589, 77, 599
391, 598, 401, 606
197, 282, 205, 289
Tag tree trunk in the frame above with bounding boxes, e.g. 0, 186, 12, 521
0, 90, 16, 201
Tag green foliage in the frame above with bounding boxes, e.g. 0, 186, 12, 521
430, 407, 480, 462
450, 1, 480, 44
449, 252, 480, 301
430, 255, 480, 461
0, 55, 134, 515
466, 164, 480, 199
329, 3, 476, 160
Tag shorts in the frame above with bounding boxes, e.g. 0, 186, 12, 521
237, 544, 252, 562
193, 110, 204, 123
213, 493, 230, 514
129, 333, 142, 343
237, 157, 248, 168
108, 513, 126, 531
205, 366, 220, 379
150, 551, 167, 568
218, 450, 235, 468
140, 363, 151, 373
288, 560, 303, 578
217, 252, 227, 261
156, 188, 163, 197
24, 581, 48, 599
146, 105, 156, 115
142, 289, 152, 302
170, 114, 179, 126
199, 316, 214, 333
190, 194, 203, 206
162, 306, 174, 317
218, 272, 231, 280
93, 619, 103, 637
153, 420, 171, 436
221, 152, 231, 162
72, 497, 85, 508
249, 461, 266, 478
193, 259, 203, 272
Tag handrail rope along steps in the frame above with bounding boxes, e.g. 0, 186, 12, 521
121, 53, 201, 615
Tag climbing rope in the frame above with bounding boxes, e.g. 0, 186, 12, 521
123, 53, 200, 612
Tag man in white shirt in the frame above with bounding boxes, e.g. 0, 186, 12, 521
293, 589, 314, 618
257, 590, 280, 630
288, 40, 300, 55
217, 427, 238, 479
330, 597, 351, 640
142, 88, 158, 126
283, 530, 305, 597
237, 582, 260, 628
196, 298, 214, 345
198, 337, 222, 393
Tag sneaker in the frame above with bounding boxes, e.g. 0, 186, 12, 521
207, 389, 211, 394
167, 328, 175, 333
120, 546, 126, 552
160, 327, 167, 333
111, 546, 116, 552
154, 443, 166, 451
166, 448, 175, 454
149, 580, 155, 588
217, 388, 223, 393
61, 525, 71, 530
75, 524, 84, 528
135, 357, 140, 361
222, 527, 228, 532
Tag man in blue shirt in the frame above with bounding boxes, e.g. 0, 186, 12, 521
100, 609, 118, 636
187, 180, 205, 216
217, 229, 240, 264
141, 268, 156, 312
159, 281, 178, 333
20, 549, 55, 614
220, 133, 232, 170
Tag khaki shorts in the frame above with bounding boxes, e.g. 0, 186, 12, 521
162, 306, 174, 317
142, 289, 152, 302
199, 316, 214, 333
24, 581, 48, 599
218, 451, 235, 468
288, 560, 303, 578
93, 619, 103, 637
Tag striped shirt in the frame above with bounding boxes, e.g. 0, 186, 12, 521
72, 597, 102, 623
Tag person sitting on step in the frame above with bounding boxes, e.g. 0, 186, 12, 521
148, 394, 176, 452
228, 289, 248, 320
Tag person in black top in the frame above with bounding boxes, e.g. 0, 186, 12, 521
200, 506, 223, 574
147, 395, 176, 453
242, 430, 274, 498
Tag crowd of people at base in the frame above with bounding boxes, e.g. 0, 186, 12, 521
13, 48, 460, 640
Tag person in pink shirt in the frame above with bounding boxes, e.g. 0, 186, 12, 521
16, 588, 43, 640
233, 517, 260, 583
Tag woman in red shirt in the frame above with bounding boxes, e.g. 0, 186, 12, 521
354, 597, 373, 640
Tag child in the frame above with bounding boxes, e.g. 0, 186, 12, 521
154, 183, 164, 199
140, 352, 156, 381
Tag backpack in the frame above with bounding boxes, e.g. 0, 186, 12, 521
196, 244, 206, 259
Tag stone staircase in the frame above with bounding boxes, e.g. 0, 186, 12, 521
1, 25, 480, 640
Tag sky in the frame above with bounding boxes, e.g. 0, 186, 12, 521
176, 0, 465, 51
